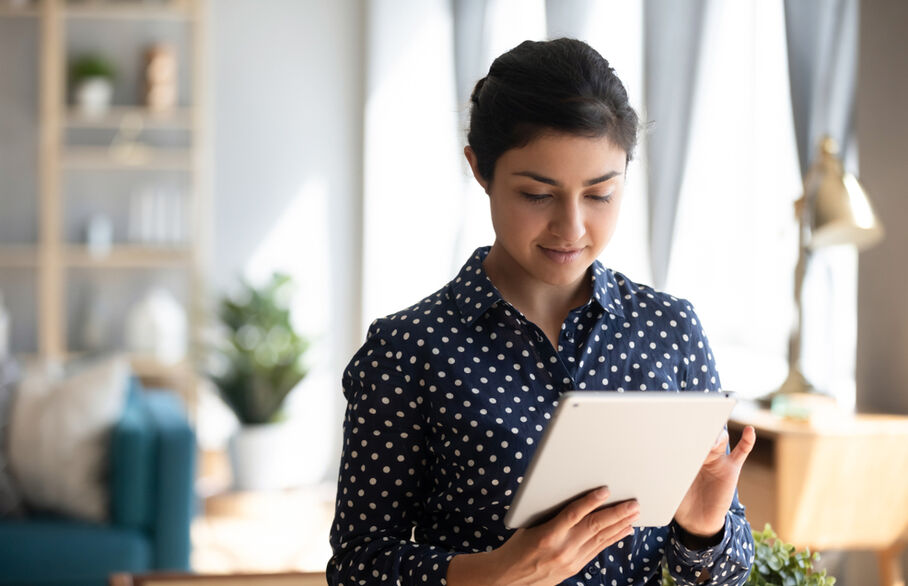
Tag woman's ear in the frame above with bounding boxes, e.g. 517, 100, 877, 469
464, 146, 490, 194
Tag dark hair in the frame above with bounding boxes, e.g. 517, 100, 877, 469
467, 38, 639, 182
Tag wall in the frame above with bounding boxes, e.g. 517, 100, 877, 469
208, 0, 364, 482
849, 0, 908, 581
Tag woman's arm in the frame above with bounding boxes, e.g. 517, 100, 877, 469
327, 323, 454, 585
665, 302, 756, 586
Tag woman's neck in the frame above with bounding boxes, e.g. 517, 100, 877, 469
483, 244, 592, 344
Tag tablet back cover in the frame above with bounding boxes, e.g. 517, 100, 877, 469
504, 391, 736, 529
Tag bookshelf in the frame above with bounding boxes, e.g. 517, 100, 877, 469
0, 0, 209, 413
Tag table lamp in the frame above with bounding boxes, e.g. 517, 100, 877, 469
769, 136, 884, 413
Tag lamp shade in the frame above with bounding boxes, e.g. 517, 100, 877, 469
805, 136, 884, 250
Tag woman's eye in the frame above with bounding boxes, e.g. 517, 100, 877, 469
521, 192, 551, 202
588, 194, 613, 203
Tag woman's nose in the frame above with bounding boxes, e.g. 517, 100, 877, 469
548, 199, 586, 242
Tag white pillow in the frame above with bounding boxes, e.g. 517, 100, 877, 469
8, 356, 129, 522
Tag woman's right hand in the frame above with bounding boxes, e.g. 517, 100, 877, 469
446, 487, 639, 586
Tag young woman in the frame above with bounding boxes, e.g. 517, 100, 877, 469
328, 38, 756, 586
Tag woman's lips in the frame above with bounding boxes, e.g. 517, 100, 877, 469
540, 246, 584, 264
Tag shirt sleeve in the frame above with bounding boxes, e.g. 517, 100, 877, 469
665, 302, 755, 585
327, 321, 456, 585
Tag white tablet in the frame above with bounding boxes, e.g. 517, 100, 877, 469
504, 391, 736, 529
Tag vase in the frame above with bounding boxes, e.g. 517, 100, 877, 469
227, 421, 301, 490
75, 77, 113, 118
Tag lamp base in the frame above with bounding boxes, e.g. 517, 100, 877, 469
757, 369, 838, 420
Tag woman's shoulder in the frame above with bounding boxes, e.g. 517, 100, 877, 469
605, 268, 701, 327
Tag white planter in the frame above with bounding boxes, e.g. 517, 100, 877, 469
228, 421, 301, 490
75, 77, 113, 118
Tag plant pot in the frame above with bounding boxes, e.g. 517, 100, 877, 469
227, 421, 300, 490
75, 77, 113, 117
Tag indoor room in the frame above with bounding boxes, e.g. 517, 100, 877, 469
0, 1, 906, 585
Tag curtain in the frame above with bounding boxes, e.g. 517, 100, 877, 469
643, 0, 708, 290
785, 0, 859, 174
361, 0, 462, 324
784, 0, 861, 408
545, 0, 597, 39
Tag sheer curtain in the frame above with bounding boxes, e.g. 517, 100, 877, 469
667, 0, 802, 400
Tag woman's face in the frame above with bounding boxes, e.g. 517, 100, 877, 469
468, 132, 628, 289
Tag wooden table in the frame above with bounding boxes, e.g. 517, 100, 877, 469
110, 572, 326, 586
729, 402, 908, 586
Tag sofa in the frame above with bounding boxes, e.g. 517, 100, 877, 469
0, 378, 196, 586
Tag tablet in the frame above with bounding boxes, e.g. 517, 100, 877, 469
504, 391, 736, 529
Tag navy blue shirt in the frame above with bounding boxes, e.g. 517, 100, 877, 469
328, 247, 754, 585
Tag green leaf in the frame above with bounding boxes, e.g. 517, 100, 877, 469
207, 273, 310, 425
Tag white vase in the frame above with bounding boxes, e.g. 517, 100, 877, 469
228, 421, 301, 491
75, 77, 113, 118
124, 288, 187, 364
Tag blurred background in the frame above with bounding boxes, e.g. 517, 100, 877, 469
0, 0, 905, 584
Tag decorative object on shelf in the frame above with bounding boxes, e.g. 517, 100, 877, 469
662, 524, 836, 585
208, 273, 310, 490
86, 213, 113, 257
70, 53, 116, 118
0, 291, 9, 359
128, 185, 186, 245
125, 287, 188, 365
80, 286, 109, 353
108, 111, 152, 165
144, 43, 177, 112
767, 136, 884, 416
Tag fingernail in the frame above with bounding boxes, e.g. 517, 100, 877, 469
625, 501, 639, 513
595, 487, 609, 499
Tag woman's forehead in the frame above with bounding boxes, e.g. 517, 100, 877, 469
498, 133, 628, 178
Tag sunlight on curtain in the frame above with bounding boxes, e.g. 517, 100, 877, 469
667, 0, 804, 400
362, 0, 462, 326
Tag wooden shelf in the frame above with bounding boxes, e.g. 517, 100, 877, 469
62, 146, 193, 170
0, 245, 38, 267
63, 0, 194, 21
66, 106, 194, 129
65, 244, 192, 267
0, 6, 39, 18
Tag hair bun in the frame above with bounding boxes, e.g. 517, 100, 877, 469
470, 77, 487, 105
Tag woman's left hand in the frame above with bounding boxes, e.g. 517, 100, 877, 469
673, 425, 756, 538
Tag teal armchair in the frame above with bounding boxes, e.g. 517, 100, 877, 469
0, 379, 196, 586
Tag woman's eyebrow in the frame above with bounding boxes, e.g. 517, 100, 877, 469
512, 170, 621, 186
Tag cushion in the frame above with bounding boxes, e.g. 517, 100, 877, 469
7, 356, 130, 522
0, 358, 25, 518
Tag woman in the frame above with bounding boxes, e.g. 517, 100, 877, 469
328, 38, 756, 586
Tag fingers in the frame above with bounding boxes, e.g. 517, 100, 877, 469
575, 502, 639, 562
729, 425, 756, 465
552, 486, 611, 533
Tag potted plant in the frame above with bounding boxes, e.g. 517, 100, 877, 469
209, 273, 310, 490
70, 53, 116, 117
662, 524, 836, 585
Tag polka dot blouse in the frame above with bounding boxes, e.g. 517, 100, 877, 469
328, 247, 754, 585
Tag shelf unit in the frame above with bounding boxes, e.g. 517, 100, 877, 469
0, 0, 209, 414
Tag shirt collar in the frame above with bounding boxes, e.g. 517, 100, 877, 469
451, 247, 502, 325
451, 247, 626, 325
590, 260, 626, 319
